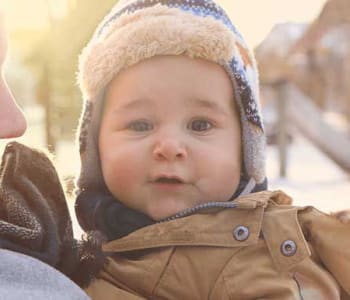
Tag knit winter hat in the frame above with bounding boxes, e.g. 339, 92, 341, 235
75, 0, 267, 236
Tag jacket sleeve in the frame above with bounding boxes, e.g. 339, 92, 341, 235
298, 206, 350, 297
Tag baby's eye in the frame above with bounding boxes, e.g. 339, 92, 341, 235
127, 120, 153, 132
188, 119, 213, 132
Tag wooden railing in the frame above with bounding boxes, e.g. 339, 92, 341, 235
274, 81, 350, 175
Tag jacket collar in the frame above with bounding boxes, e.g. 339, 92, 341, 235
103, 191, 285, 253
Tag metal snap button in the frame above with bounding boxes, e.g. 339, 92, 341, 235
233, 225, 249, 241
281, 240, 297, 256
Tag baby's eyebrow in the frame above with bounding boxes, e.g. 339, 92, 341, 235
112, 97, 230, 116
187, 98, 229, 116
112, 98, 152, 113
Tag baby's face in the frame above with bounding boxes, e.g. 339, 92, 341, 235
99, 55, 241, 220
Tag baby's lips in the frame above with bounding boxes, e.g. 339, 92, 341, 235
155, 176, 184, 184
150, 173, 186, 184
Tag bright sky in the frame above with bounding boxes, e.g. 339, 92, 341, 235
219, 0, 327, 47
0, 0, 328, 47
0, 0, 68, 28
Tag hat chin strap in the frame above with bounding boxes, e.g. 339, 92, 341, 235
237, 177, 256, 197
231, 176, 268, 200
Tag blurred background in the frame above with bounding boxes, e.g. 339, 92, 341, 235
0, 0, 349, 231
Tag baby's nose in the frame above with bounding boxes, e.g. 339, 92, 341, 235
152, 137, 188, 161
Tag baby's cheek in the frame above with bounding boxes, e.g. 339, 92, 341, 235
113, 162, 138, 190
213, 160, 241, 199
101, 153, 140, 195
196, 159, 240, 202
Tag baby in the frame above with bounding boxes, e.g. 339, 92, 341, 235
73, 0, 350, 299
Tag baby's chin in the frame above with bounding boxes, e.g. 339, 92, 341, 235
143, 199, 199, 221
145, 207, 184, 222
144, 197, 227, 221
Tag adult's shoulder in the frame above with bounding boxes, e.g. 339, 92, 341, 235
0, 249, 89, 300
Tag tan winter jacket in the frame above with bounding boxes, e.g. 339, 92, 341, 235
86, 191, 350, 300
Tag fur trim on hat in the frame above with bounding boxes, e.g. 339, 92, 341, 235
79, 4, 239, 100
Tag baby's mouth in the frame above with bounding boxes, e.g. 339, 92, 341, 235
151, 174, 186, 187
154, 177, 184, 184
